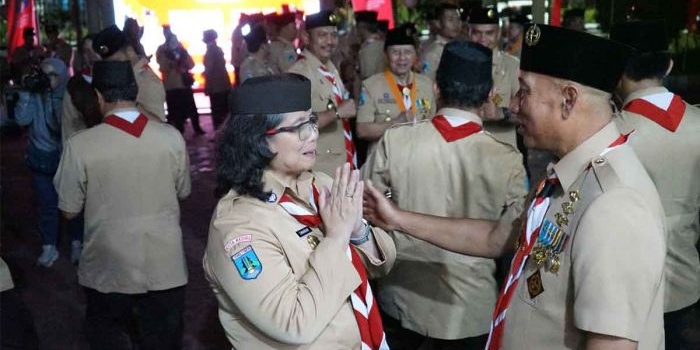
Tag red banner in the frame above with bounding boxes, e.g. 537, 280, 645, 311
352, 0, 394, 29
7, 0, 38, 60
550, 0, 562, 26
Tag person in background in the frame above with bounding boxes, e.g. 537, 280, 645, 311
239, 24, 278, 83
356, 11, 386, 80
268, 12, 299, 73
123, 17, 147, 59
93, 25, 167, 123
54, 60, 191, 350
64, 34, 101, 145
10, 27, 45, 83
202, 29, 231, 130
203, 73, 395, 349
157, 29, 205, 134
420, 3, 462, 81
611, 19, 700, 350
13, 58, 69, 267
562, 8, 586, 32
364, 41, 527, 350
504, 13, 529, 58
44, 25, 73, 70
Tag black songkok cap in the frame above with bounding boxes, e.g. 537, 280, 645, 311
92, 61, 136, 94
305, 10, 341, 30
269, 12, 296, 28
355, 11, 378, 23
610, 20, 668, 53
520, 24, 634, 93
469, 7, 499, 25
230, 73, 311, 114
436, 41, 492, 85
244, 24, 267, 53
509, 13, 530, 26
93, 24, 127, 59
377, 20, 389, 33
384, 27, 417, 48
563, 8, 585, 20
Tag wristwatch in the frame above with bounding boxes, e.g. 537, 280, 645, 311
327, 100, 340, 119
350, 219, 372, 245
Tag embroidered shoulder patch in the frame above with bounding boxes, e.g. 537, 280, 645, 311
232, 245, 262, 280
224, 234, 252, 252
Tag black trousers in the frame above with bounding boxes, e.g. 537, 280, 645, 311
0, 289, 40, 350
664, 298, 699, 350
208, 91, 229, 130
84, 286, 185, 350
382, 312, 488, 350
166, 88, 202, 133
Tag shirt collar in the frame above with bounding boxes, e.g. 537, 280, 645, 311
262, 170, 315, 204
301, 48, 337, 71
552, 121, 621, 191
435, 107, 483, 126
622, 86, 669, 107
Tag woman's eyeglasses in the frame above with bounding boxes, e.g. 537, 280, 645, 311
265, 115, 319, 141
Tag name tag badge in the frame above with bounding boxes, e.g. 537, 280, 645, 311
296, 226, 312, 237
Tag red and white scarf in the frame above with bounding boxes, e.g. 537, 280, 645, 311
318, 65, 358, 168
103, 112, 149, 138
431, 115, 483, 142
278, 183, 389, 350
486, 132, 632, 349
623, 92, 686, 132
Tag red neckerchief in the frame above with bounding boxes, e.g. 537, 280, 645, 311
102, 114, 149, 138
431, 115, 483, 142
623, 93, 686, 132
277, 183, 389, 350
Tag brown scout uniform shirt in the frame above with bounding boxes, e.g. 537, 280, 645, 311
363, 108, 527, 338
616, 86, 700, 312
203, 42, 232, 95
419, 35, 449, 81
358, 39, 386, 80
482, 50, 520, 149
357, 71, 436, 153
239, 54, 279, 84
502, 122, 665, 349
203, 170, 396, 349
54, 109, 191, 294
288, 49, 350, 175
269, 37, 298, 73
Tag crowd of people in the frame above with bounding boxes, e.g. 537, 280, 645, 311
0, 2, 698, 350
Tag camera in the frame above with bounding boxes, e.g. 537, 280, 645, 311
22, 68, 51, 93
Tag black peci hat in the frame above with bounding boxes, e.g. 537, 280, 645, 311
305, 10, 341, 30
384, 27, 417, 48
243, 24, 267, 53
354, 11, 378, 23
520, 24, 634, 93
610, 20, 668, 53
377, 20, 390, 33
92, 61, 137, 95
469, 7, 499, 25
436, 41, 492, 85
93, 24, 127, 59
230, 73, 311, 114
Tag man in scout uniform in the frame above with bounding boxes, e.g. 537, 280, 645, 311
420, 3, 462, 81
356, 11, 386, 80
288, 10, 358, 175
611, 20, 700, 349
356, 27, 436, 153
467, 7, 520, 149
364, 24, 666, 350
239, 23, 278, 83
268, 12, 299, 73
364, 41, 527, 350
54, 61, 191, 350
92, 25, 167, 123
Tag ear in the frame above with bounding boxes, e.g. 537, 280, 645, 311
94, 89, 106, 113
561, 85, 579, 120
665, 58, 674, 77
432, 82, 440, 101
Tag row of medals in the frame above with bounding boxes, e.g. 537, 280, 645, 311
530, 189, 581, 274
382, 87, 431, 122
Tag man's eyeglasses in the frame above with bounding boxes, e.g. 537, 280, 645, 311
265, 115, 319, 141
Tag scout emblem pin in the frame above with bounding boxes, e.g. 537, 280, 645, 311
525, 24, 541, 46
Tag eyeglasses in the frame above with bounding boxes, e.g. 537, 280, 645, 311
265, 115, 318, 141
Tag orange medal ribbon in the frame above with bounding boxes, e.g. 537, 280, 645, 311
383, 70, 416, 114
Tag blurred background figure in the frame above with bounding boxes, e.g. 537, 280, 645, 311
72, 34, 100, 80
157, 29, 205, 135
10, 27, 45, 83
123, 17, 147, 59
562, 8, 586, 32
267, 12, 299, 73
238, 23, 277, 83
420, 3, 462, 81
43, 25, 73, 71
504, 13, 529, 58
13, 58, 69, 267
202, 29, 231, 130
356, 11, 385, 80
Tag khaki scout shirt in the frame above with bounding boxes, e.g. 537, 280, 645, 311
363, 107, 527, 338
239, 54, 279, 84
203, 170, 396, 349
420, 35, 449, 81
269, 37, 298, 73
61, 89, 87, 145
357, 71, 436, 151
482, 50, 520, 148
54, 109, 191, 294
0, 257, 14, 292
133, 57, 167, 122
616, 86, 700, 312
502, 122, 665, 349
358, 39, 386, 80
288, 49, 350, 175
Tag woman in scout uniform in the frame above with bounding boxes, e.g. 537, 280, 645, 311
356, 27, 436, 153
203, 73, 396, 350
364, 25, 666, 350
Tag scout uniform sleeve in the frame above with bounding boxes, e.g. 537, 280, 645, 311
136, 66, 167, 122
208, 212, 361, 345
356, 81, 375, 123
361, 129, 392, 192
173, 133, 191, 200
571, 188, 665, 341
53, 140, 87, 214
502, 155, 528, 225
353, 226, 396, 279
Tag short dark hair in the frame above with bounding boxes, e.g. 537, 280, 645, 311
435, 76, 493, 109
216, 113, 284, 200
95, 82, 138, 103
624, 51, 671, 81
436, 4, 460, 21
68, 75, 102, 127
